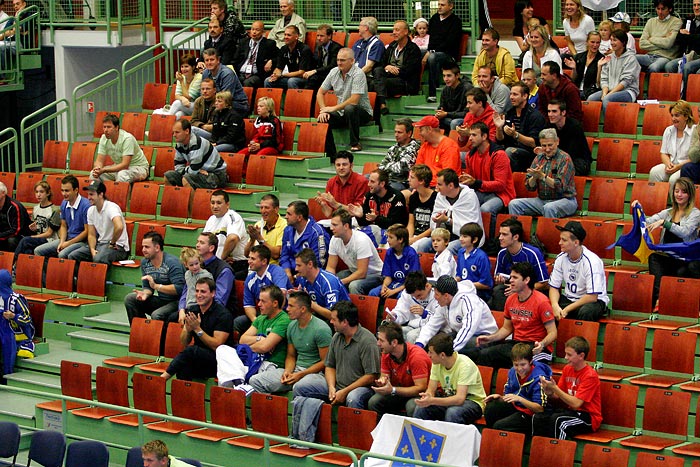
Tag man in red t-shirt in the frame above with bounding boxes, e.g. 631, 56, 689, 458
467, 262, 557, 369
368, 322, 432, 417
533, 336, 602, 439
315, 151, 369, 218
414, 116, 460, 187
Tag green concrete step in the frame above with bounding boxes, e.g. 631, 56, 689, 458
68, 329, 129, 357
5, 370, 62, 395
15, 340, 113, 375
83, 307, 130, 333
0, 392, 47, 427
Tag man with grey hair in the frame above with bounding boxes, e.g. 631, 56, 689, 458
0, 181, 31, 252
317, 47, 373, 155
351, 17, 383, 78
268, 0, 306, 49
508, 128, 578, 218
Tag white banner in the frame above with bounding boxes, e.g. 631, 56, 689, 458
365, 414, 481, 467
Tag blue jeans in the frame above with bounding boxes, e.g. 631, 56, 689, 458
681, 162, 700, 184
68, 243, 128, 264
682, 58, 700, 99
191, 126, 212, 140
407, 398, 483, 424
34, 239, 87, 259
508, 196, 578, 218
427, 51, 452, 97
292, 375, 373, 409
263, 76, 306, 89
477, 191, 505, 238
636, 53, 676, 73
338, 269, 383, 295
586, 89, 634, 113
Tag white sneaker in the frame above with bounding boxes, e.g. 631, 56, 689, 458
234, 384, 254, 396
427, 96, 437, 103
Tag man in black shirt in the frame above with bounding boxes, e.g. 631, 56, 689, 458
545, 100, 591, 176
424, 0, 463, 102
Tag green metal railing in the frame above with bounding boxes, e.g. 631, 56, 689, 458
121, 44, 166, 112
0, 385, 368, 467
166, 18, 209, 84
0, 5, 41, 88
0, 128, 19, 173
19, 99, 71, 172
38, 0, 150, 45
158, 0, 477, 54
72, 69, 121, 141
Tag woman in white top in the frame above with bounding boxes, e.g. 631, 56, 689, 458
631, 177, 700, 309
649, 100, 697, 190
166, 54, 202, 119
522, 25, 562, 79
563, 0, 595, 54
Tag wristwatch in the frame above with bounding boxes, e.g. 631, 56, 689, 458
391, 387, 397, 396
196, 330, 204, 337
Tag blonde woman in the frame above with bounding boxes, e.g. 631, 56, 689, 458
522, 25, 562, 78
562, 0, 595, 54
631, 178, 700, 309
649, 100, 696, 190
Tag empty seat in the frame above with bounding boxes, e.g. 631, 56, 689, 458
580, 444, 630, 467
630, 180, 670, 219
576, 381, 638, 443
72, 366, 129, 419
103, 318, 164, 368
36, 360, 93, 412
350, 294, 380, 334
147, 380, 206, 433
282, 88, 315, 119
619, 387, 690, 451
629, 329, 696, 387
641, 103, 673, 136
41, 140, 70, 172
65, 440, 109, 467
121, 112, 149, 142
528, 437, 576, 467
596, 324, 646, 381
68, 141, 99, 173
312, 406, 376, 466
478, 429, 525, 467
581, 100, 602, 133
647, 73, 682, 102
227, 393, 288, 450
109, 372, 168, 426
635, 140, 662, 175
585, 177, 627, 218
186, 386, 247, 441
297, 122, 329, 154
26, 430, 66, 467
146, 114, 176, 144
158, 185, 191, 220
603, 102, 639, 135
0, 421, 20, 466
595, 138, 633, 174
142, 82, 170, 111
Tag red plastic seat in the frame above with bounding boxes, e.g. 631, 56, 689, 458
157, 185, 191, 220
551, 320, 599, 375
139, 322, 187, 374
585, 177, 627, 218
528, 437, 576, 467
349, 294, 380, 334
581, 100, 602, 133
142, 82, 170, 111
283, 89, 315, 119
595, 138, 633, 174
147, 380, 206, 433
630, 180, 670, 219
596, 324, 646, 381
227, 393, 288, 450
36, 361, 93, 412
647, 73, 682, 102
576, 381, 638, 443
603, 102, 639, 135
52, 261, 107, 307
146, 114, 176, 144
311, 407, 376, 466
102, 318, 164, 368
580, 444, 630, 467
641, 103, 673, 136
186, 386, 247, 442
109, 372, 167, 426
121, 112, 148, 142
619, 387, 690, 451
297, 122, 329, 154
41, 140, 70, 172
72, 367, 129, 419
68, 141, 98, 173
478, 429, 525, 467
635, 140, 662, 175
629, 329, 696, 387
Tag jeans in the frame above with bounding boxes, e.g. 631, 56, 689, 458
476, 191, 505, 238
412, 236, 435, 253
263, 76, 306, 89
250, 366, 326, 395
681, 162, 700, 184
337, 269, 383, 295
34, 239, 87, 259
636, 53, 676, 73
164, 169, 227, 189
214, 143, 240, 153
508, 196, 578, 218
427, 51, 453, 97
191, 126, 212, 140
587, 89, 634, 113
293, 375, 372, 409
407, 398, 482, 425
15, 236, 48, 256
68, 243, 128, 264
681, 58, 700, 99
124, 292, 179, 324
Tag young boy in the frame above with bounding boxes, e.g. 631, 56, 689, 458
177, 247, 213, 324
430, 228, 456, 280
483, 343, 551, 434
388, 271, 444, 343
369, 224, 421, 298
521, 68, 539, 107
533, 336, 602, 440
456, 223, 493, 302
407, 332, 485, 424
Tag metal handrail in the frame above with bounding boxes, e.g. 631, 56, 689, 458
166, 18, 209, 84
0, 127, 19, 173
19, 98, 71, 172
121, 43, 168, 111
0, 385, 362, 466
72, 69, 121, 141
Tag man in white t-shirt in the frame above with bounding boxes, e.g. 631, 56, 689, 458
549, 221, 609, 321
68, 181, 130, 264
325, 208, 384, 295
203, 189, 250, 279
91, 113, 150, 183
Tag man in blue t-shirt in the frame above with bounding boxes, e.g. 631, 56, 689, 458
234, 244, 291, 333
295, 248, 349, 321
491, 218, 549, 311
279, 200, 330, 284
34, 175, 90, 259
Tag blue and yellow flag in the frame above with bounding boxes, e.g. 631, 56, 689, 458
610, 204, 700, 262
392, 419, 446, 467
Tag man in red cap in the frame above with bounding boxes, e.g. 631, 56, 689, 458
414, 115, 461, 187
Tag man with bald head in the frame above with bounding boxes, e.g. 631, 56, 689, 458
373, 20, 422, 115
317, 47, 373, 156
233, 21, 277, 88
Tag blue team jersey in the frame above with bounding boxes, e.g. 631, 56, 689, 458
297, 269, 350, 310
244, 264, 292, 308
456, 247, 494, 302
279, 217, 330, 271
495, 242, 550, 283
381, 245, 421, 286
